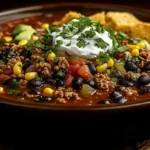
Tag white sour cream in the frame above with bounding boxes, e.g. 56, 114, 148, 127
52, 19, 113, 59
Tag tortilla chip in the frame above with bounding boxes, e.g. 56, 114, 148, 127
89, 12, 106, 24
105, 11, 141, 32
52, 11, 80, 26
130, 23, 150, 42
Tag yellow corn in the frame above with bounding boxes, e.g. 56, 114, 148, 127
43, 87, 54, 95
127, 45, 140, 50
3, 36, 12, 42
131, 48, 139, 57
25, 72, 37, 81
136, 42, 146, 49
32, 35, 39, 41
18, 40, 28, 46
11, 45, 18, 50
96, 63, 108, 73
0, 87, 4, 93
41, 23, 49, 29
107, 58, 114, 67
47, 52, 56, 61
13, 61, 22, 75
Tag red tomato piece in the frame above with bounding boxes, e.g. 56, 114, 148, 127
78, 65, 93, 80
68, 64, 81, 77
0, 74, 10, 84
65, 74, 74, 87
69, 59, 86, 66
116, 52, 125, 60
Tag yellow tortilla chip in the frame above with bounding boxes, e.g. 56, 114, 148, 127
89, 12, 106, 24
105, 11, 141, 32
130, 23, 150, 42
52, 11, 80, 26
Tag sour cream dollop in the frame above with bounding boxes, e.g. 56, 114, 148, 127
52, 19, 113, 59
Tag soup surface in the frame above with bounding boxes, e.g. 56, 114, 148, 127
0, 10, 150, 106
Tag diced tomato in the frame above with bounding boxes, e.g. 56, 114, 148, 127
68, 64, 81, 77
65, 74, 74, 87
69, 59, 86, 66
0, 74, 10, 84
116, 52, 125, 60
78, 65, 93, 80
3, 68, 12, 75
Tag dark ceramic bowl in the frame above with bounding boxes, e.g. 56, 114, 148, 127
0, 3, 150, 149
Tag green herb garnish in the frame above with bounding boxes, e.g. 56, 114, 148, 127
95, 38, 109, 49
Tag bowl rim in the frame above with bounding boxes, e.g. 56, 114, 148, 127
1, 2, 150, 111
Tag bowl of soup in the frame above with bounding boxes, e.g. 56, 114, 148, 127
0, 3, 150, 149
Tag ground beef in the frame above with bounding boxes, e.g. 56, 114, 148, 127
124, 71, 140, 81
7, 56, 21, 68
120, 39, 128, 46
31, 48, 44, 56
122, 88, 138, 98
94, 73, 115, 90
53, 57, 69, 71
53, 87, 81, 100
140, 50, 150, 63
12, 73, 24, 79
36, 62, 52, 77
31, 54, 44, 63
19, 79, 28, 89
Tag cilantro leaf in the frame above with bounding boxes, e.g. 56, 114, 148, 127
95, 38, 109, 49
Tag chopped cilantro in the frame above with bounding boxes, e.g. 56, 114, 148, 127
56, 70, 65, 77
111, 77, 118, 82
54, 57, 59, 63
128, 37, 141, 44
77, 39, 87, 48
96, 51, 111, 63
35, 76, 41, 81
85, 28, 96, 38
95, 38, 109, 49
66, 41, 71, 46
56, 40, 63, 45
7, 89, 22, 95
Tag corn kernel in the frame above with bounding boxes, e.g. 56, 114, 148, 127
11, 45, 18, 50
0, 87, 4, 93
18, 40, 28, 46
41, 23, 49, 29
107, 58, 114, 67
136, 42, 146, 49
127, 45, 140, 50
3, 36, 12, 42
32, 35, 39, 41
25, 72, 37, 81
43, 87, 54, 95
13, 61, 22, 75
96, 63, 108, 73
131, 48, 139, 57
47, 52, 56, 61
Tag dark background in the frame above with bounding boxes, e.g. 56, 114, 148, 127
0, 0, 150, 11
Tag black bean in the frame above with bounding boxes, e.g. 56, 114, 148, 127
55, 79, 65, 87
72, 77, 84, 90
2, 49, 16, 61
87, 63, 97, 75
34, 96, 52, 102
3, 78, 18, 86
143, 62, 150, 72
118, 78, 134, 87
124, 61, 140, 73
139, 88, 150, 94
44, 77, 56, 85
98, 100, 110, 104
115, 86, 125, 91
20, 50, 31, 59
0, 51, 3, 59
28, 79, 43, 88
109, 91, 122, 100
29, 89, 41, 95
111, 70, 123, 79
137, 74, 150, 85
22, 61, 31, 71
117, 96, 127, 103
85, 79, 97, 88
138, 56, 145, 61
